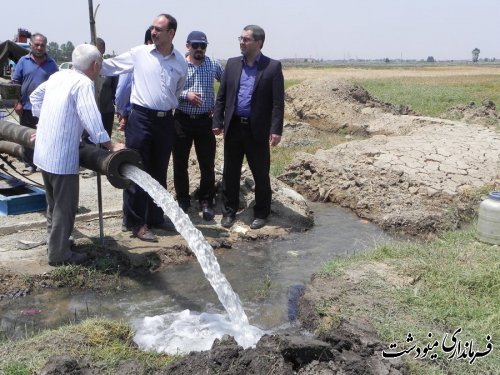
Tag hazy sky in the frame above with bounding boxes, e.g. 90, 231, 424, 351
2, 0, 500, 61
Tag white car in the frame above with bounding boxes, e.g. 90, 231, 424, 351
59, 62, 73, 70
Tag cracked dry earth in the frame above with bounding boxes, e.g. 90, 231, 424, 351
281, 78, 500, 235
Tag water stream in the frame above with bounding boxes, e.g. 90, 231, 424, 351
120, 165, 261, 349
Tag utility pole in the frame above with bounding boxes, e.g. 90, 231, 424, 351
87, 0, 105, 245
88, 0, 99, 45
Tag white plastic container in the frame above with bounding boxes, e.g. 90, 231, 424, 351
477, 191, 500, 245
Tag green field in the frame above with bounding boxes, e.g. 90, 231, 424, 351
357, 75, 500, 117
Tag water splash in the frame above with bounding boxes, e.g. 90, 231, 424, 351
121, 165, 250, 328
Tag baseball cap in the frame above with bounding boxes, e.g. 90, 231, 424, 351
187, 31, 208, 44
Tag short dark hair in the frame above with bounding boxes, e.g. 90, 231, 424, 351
243, 25, 265, 47
158, 13, 178, 31
144, 28, 152, 44
95, 37, 105, 49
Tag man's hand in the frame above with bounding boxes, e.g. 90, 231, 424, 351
270, 134, 281, 146
186, 92, 202, 107
213, 128, 223, 136
109, 142, 126, 151
118, 114, 128, 131
102, 141, 125, 152
14, 102, 23, 117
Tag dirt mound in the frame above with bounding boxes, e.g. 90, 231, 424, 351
285, 79, 415, 133
155, 330, 406, 375
445, 99, 500, 127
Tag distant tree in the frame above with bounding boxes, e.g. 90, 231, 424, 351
60, 42, 75, 62
426, 56, 435, 63
384, 57, 390, 63
45, 41, 75, 63
46, 41, 61, 62
472, 48, 480, 63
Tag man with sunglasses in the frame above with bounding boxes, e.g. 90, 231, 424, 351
12, 33, 58, 174
173, 31, 223, 221
213, 25, 284, 230
101, 14, 187, 242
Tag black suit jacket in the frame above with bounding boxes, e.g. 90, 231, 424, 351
213, 54, 284, 142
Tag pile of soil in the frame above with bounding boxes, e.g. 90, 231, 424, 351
444, 99, 500, 127
285, 79, 416, 134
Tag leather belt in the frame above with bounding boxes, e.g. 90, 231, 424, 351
232, 115, 250, 124
175, 110, 211, 120
132, 104, 172, 118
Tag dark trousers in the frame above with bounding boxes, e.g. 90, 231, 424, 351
41, 171, 79, 263
223, 119, 271, 219
173, 114, 216, 206
123, 109, 174, 228
20, 110, 38, 166
82, 112, 114, 143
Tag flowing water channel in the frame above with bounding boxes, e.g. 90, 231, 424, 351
0, 166, 392, 353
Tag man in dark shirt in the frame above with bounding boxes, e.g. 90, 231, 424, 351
12, 32, 58, 174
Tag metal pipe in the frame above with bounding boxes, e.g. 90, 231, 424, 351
0, 119, 34, 148
0, 119, 142, 189
0, 140, 25, 160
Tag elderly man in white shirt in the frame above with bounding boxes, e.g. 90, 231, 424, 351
101, 13, 187, 242
30, 43, 125, 266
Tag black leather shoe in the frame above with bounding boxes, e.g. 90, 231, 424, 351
250, 218, 267, 230
133, 225, 158, 242
201, 201, 215, 221
221, 215, 236, 228
49, 251, 88, 267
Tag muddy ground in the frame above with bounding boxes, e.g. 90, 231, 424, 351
1, 66, 500, 374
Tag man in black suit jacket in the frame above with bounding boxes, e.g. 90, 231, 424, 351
213, 24, 284, 230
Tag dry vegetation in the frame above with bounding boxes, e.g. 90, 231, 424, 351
283, 64, 500, 81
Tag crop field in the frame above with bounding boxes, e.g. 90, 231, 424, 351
284, 64, 500, 118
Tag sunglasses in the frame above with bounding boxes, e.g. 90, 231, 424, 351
191, 43, 207, 50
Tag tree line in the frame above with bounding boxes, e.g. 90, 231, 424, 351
46, 41, 75, 63
45, 41, 114, 63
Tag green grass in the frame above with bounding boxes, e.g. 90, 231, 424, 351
0, 318, 175, 374
285, 79, 302, 91
356, 75, 500, 117
319, 228, 499, 375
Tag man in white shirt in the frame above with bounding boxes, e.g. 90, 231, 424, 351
101, 13, 188, 242
30, 44, 125, 266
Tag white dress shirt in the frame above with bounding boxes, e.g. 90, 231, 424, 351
101, 44, 187, 111
30, 69, 110, 175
